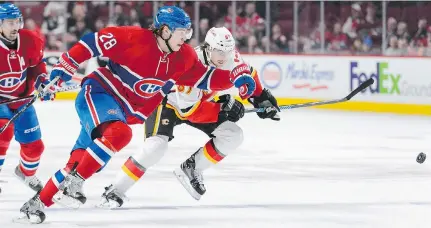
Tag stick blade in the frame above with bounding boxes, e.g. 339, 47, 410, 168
345, 78, 374, 100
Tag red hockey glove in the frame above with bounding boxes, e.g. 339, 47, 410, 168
50, 52, 79, 86
229, 63, 256, 100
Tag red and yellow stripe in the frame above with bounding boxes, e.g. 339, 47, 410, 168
122, 157, 145, 181
202, 140, 225, 164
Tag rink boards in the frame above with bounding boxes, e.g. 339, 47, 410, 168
44, 52, 431, 116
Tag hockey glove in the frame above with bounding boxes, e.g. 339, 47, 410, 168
229, 63, 256, 100
50, 52, 79, 86
248, 88, 280, 121
35, 73, 56, 101
217, 94, 245, 123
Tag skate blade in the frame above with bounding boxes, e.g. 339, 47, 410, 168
53, 192, 82, 209
13, 213, 44, 224
96, 198, 120, 209
173, 169, 202, 201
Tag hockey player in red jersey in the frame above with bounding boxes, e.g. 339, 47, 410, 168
99, 27, 280, 207
0, 3, 55, 195
17, 6, 258, 224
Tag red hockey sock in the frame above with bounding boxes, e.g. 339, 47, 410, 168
39, 149, 85, 207
76, 121, 132, 179
0, 119, 13, 170
19, 139, 44, 176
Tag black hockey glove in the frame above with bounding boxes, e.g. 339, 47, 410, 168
217, 94, 245, 123
248, 88, 280, 121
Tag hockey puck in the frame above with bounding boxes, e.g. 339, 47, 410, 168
416, 152, 426, 164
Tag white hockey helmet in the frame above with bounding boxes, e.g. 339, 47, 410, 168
205, 27, 235, 52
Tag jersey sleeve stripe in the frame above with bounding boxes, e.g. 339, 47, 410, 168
193, 66, 211, 88
80, 32, 101, 57
195, 66, 215, 90
94, 32, 103, 56
160, 79, 175, 96
78, 40, 94, 57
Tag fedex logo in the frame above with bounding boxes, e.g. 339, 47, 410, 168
350, 61, 401, 94
133, 78, 165, 98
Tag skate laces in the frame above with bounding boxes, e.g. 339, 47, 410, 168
26, 176, 40, 187
64, 174, 84, 195
109, 186, 127, 200
104, 185, 119, 197
23, 195, 44, 212
102, 185, 128, 204
32, 196, 44, 209
193, 170, 204, 185
16, 167, 40, 187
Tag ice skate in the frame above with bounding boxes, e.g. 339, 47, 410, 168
14, 166, 43, 192
52, 170, 86, 209
173, 153, 206, 200
14, 193, 46, 224
98, 184, 127, 209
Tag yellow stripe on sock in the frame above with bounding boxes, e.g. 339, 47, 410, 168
122, 165, 139, 181
203, 147, 218, 164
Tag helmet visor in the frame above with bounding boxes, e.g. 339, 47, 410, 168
2, 17, 23, 30
174, 27, 193, 40
211, 48, 233, 57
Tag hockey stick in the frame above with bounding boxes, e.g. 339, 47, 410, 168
0, 83, 80, 106
0, 77, 60, 134
245, 78, 374, 113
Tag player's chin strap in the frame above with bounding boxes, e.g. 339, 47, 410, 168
163, 35, 174, 53
202, 47, 210, 65
155, 26, 174, 53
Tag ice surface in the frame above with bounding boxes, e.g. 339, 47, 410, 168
0, 101, 430, 228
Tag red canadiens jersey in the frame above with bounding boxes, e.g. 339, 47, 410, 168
0, 29, 47, 107
68, 26, 235, 123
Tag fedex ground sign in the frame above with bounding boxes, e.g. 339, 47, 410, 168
350, 61, 431, 97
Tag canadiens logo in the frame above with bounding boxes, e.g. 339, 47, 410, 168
0, 72, 24, 93
133, 78, 165, 98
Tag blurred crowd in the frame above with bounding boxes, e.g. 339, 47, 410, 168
9, 1, 431, 56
